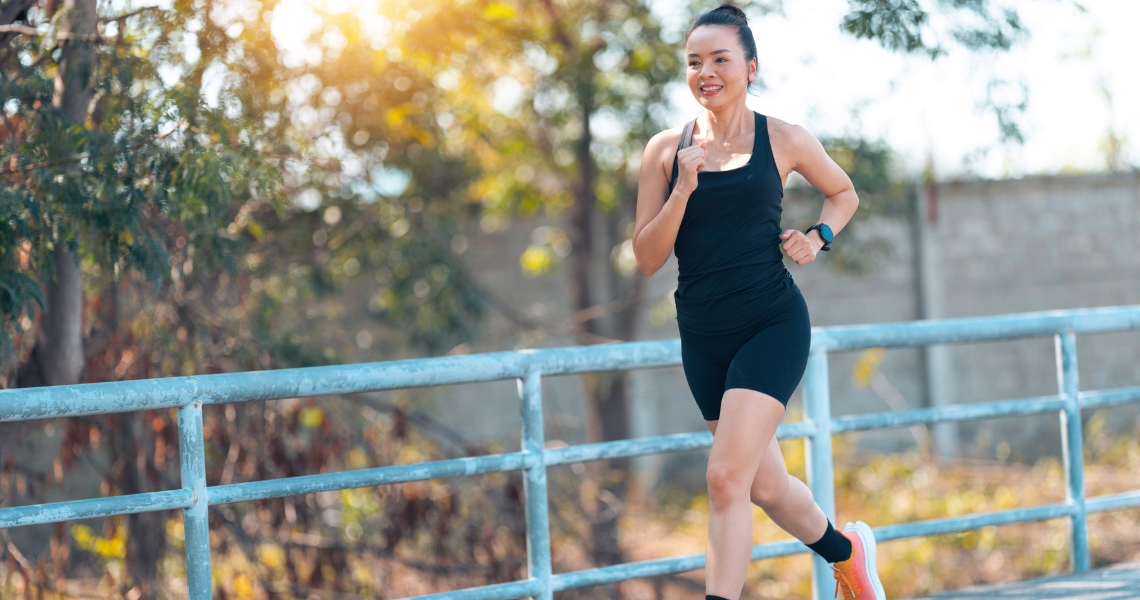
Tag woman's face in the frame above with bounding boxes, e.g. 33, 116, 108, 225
685, 25, 756, 110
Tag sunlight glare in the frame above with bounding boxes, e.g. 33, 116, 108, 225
272, 0, 390, 66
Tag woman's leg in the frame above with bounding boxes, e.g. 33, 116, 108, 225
747, 435, 829, 543
703, 388, 785, 600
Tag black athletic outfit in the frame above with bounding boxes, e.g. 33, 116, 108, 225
672, 111, 811, 421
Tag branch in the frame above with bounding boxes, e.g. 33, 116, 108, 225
0, 0, 37, 48
0, 121, 184, 177
0, 0, 36, 28
0, 24, 101, 40
0, 24, 36, 35
100, 6, 159, 24
537, 0, 576, 53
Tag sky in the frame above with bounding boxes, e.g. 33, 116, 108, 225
267, 0, 1140, 183
661, 0, 1140, 180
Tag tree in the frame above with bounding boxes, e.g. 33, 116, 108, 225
1, 0, 290, 595
2, 0, 492, 593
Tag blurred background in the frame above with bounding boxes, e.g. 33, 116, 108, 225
1, 0, 1138, 598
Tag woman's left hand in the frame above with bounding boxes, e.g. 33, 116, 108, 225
780, 229, 822, 265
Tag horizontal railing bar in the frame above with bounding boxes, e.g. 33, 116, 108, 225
872, 503, 1077, 543
0, 341, 681, 421
545, 432, 711, 466
209, 452, 534, 506
776, 420, 818, 440
0, 489, 193, 528
814, 305, 1140, 352
1086, 491, 1140, 514
1080, 386, 1140, 410
398, 578, 542, 600
832, 396, 1067, 434
543, 422, 818, 466
3, 306, 1138, 422
551, 539, 807, 591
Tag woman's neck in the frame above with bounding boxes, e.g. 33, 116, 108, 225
700, 102, 754, 142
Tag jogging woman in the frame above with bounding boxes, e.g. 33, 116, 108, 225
632, 5, 886, 599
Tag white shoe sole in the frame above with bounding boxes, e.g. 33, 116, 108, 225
844, 521, 887, 599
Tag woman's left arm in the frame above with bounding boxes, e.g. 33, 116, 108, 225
779, 125, 859, 265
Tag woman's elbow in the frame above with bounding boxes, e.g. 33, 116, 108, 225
632, 237, 657, 276
634, 248, 661, 276
639, 264, 659, 277
635, 256, 659, 277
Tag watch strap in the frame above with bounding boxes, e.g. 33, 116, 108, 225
805, 223, 832, 252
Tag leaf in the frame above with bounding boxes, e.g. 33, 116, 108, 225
481, 3, 517, 19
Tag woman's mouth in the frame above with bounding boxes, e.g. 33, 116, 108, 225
700, 85, 723, 97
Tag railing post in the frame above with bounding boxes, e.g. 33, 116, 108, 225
803, 348, 835, 600
179, 400, 213, 599
1056, 331, 1089, 572
519, 370, 552, 600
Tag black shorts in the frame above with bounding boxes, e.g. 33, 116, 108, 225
678, 291, 811, 421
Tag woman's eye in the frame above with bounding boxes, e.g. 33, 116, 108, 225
688, 61, 699, 67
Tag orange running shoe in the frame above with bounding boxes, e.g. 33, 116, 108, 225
831, 521, 886, 599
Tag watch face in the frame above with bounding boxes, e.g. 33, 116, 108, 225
819, 223, 834, 242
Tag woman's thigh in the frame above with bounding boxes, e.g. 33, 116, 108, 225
705, 389, 785, 490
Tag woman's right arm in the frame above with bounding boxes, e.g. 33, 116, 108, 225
632, 133, 706, 276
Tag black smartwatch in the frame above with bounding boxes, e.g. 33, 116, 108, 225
804, 223, 833, 252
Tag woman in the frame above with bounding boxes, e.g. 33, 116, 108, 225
632, 5, 885, 600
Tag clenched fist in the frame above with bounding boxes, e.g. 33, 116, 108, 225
780, 229, 823, 265
674, 140, 708, 196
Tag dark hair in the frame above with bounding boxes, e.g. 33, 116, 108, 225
686, 4, 759, 93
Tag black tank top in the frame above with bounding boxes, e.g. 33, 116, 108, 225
671, 111, 799, 335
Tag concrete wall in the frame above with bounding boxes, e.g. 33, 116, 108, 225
419, 172, 1140, 487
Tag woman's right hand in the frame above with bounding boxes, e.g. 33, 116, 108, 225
674, 140, 707, 196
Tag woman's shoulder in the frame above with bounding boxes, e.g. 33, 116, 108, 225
642, 122, 693, 174
646, 122, 689, 153
764, 115, 815, 152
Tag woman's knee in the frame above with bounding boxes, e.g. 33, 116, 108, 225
749, 474, 791, 508
705, 461, 750, 503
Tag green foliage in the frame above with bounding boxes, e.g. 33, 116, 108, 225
0, 0, 290, 364
843, 0, 1026, 58
785, 135, 908, 274
0, 268, 43, 359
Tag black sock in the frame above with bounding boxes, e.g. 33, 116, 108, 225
706, 596, 731, 600
806, 520, 853, 563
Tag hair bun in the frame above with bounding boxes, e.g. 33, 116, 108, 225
712, 4, 747, 23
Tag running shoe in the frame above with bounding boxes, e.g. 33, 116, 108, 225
830, 520, 886, 599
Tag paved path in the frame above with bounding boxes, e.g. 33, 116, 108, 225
908, 562, 1140, 599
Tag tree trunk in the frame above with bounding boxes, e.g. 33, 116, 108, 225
39, 245, 85, 385
112, 413, 163, 600
565, 78, 646, 594
53, 0, 98, 122
17, 0, 96, 389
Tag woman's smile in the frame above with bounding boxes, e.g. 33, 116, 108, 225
700, 84, 724, 96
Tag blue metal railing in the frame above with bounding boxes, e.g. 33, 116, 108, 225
2, 305, 1140, 599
